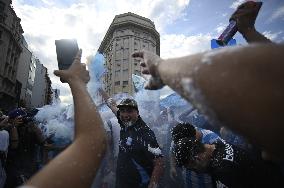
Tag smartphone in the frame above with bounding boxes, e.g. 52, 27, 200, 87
55, 39, 79, 82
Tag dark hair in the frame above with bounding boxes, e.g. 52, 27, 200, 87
8, 108, 27, 119
173, 138, 204, 167
171, 123, 196, 143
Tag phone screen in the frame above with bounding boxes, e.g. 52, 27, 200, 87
55, 39, 79, 70
55, 39, 79, 83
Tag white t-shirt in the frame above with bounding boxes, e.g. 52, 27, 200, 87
0, 130, 9, 152
0, 130, 9, 188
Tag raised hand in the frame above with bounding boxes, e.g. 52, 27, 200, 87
230, 1, 262, 34
54, 49, 90, 84
132, 50, 165, 90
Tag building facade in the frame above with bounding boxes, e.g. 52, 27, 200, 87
98, 12, 160, 96
51, 88, 60, 104
0, 0, 24, 110
16, 38, 36, 108
31, 59, 52, 108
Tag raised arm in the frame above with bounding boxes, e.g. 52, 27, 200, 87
26, 50, 107, 188
230, 1, 271, 43
132, 43, 284, 160
99, 88, 119, 115
149, 157, 164, 188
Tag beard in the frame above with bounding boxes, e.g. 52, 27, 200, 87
123, 120, 135, 127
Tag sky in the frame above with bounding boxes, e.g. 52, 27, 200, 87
12, 0, 284, 104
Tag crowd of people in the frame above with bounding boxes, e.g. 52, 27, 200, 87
0, 1, 284, 188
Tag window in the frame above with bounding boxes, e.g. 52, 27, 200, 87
115, 70, 120, 77
123, 69, 128, 77
123, 81, 128, 85
115, 81, 120, 86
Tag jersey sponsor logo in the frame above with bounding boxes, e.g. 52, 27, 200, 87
126, 137, 132, 146
223, 143, 234, 162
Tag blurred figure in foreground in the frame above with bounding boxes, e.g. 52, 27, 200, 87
170, 123, 221, 188
24, 50, 107, 188
132, 1, 284, 160
173, 138, 283, 187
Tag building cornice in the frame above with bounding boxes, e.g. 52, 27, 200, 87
98, 12, 160, 55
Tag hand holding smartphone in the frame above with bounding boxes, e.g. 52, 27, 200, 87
55, 39, 79, 83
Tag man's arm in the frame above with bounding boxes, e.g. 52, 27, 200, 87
149, 157, 164, 188
230, 1, 271, 43
99, 88, 119, 115
133, 43, 284, 160
26, 50, 107, 188
169, 152, 177, 179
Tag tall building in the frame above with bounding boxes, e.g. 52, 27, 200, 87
31, 59, 52, 108
16, 38, 36, 108
98, 12, 160, 96
0, 0, 24, 110
51, 88, 60, 104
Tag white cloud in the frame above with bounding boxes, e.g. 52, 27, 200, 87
230, 0, 246, 10
12, 0, 190, 101
160, 33, 212, 59
269, 6, 284, 21
222, 13, 228, 17
262, 31, 283, 41
215, 23, 227, 34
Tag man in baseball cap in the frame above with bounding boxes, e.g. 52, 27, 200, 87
99, 89, 164, 188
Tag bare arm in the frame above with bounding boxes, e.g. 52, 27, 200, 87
133, 43, 284, 159
148, 157, 164, 188
240, 28, 271, 43
26, 50, 107, 188
99, 88, 119, 115
169, 152, 177, 179
9, 126, 19, 149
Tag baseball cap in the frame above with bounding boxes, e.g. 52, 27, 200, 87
8, 108, 27, 119
117, 98, 138, 110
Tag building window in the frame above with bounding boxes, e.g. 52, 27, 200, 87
123, 81, 128, 86
115, 70, 120, 76
115, 81, 120, 86
123, 69, 128, 75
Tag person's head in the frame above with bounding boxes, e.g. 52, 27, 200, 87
117, 98, 139, 127
171, 123, 196, 143
8, 108, 27, 125
174, 138, 209, 172
167, 107, 175, 121
159, 109, 168, 122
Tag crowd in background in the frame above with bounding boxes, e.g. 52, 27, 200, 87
0, 107, 66, 188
